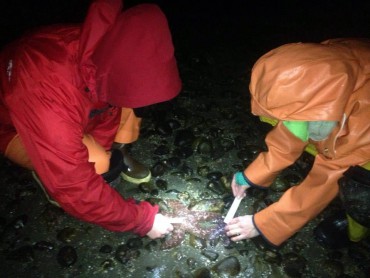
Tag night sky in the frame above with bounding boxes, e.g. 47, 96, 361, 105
1, 0, 369, 49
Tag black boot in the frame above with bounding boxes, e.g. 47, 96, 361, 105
313, 210, 350, 249
112, 143, 151, 184
101, 148, 125, 188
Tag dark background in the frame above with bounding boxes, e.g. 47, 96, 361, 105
0, 2, 369, 276
1, 0, 369, 50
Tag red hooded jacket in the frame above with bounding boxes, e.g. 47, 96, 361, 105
0, 0, 181, 236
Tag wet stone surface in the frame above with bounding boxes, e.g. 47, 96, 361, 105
1, 64, 369, 276
1, 2, 370, 277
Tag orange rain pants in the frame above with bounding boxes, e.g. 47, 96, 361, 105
4, 108, 141, 174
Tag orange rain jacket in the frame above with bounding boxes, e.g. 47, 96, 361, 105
244, 38, 370, 246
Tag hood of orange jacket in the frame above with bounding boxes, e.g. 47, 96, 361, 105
249, 39, 370, 122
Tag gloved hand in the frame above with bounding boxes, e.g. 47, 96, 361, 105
146, 213, 174, 239
225, 215, 259, 241
231, 171, 250, 198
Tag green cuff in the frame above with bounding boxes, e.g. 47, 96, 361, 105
283, 121, 309, 142
347, 214, 369, 242
235, 172, 249, 186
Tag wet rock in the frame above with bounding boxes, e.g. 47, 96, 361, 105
99, 259, 115, 271
197, 165, 210, 177
282, 252, 307, 277
115, 245, 128, 264
151, 161, 168, 177
181, 164, 194, 176
153, 144, 170, 156
155, 121, 173, 136
193, 137, 213, 155
126, 237, 143, 249
284, 173, 302, 185
155, 179, 168, 191
270, 176, 290, 192
167, 119, 181, 130
201, 249, 219, 261
173, 269, 192, 278
164, 156, 182, 168
186, 257, 198, 269
211, 256, 241, 276
206, 180, 226, 195
348, 243, 370, 263
315, 260, 344, 278
115, 244, 140, 265
263, 249, 282, 264
177, 191, 191, 201
206, 171, 223, 181
33, 240, 55, 251
174, 129, 195, 147
6, 245, 34, 263
219, 138, 234, 152
40, 204, 65, 228
99, 244, 113, 254
207, 127, 222, 138
57, 227, 77, 243
173, 146, 194, 159
238, 249, 249, 256
188, 198, 225, 212
252, 199, 269, 213
237, 145, 263, 160
57, 245, 77, 267
220, 109, 237, 120
223, 194, 234, 209
199, 191, 212, 199
139, 182, 154, 193
1, 215, 28, 246
251, 237, 278, 252
144, 240, 158, 252
189, 234, 207, 249
0, 216, 6, 231
16, 183, 37, 199
291, 241, 306, 253
247, 187, 269, 200
9, 214, 28, 230
193, 267, 212, 278
185, 177, 202, 183
150, 188, 159, 196
327, 250, 343, 260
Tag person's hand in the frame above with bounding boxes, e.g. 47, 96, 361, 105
146, 214, 174, 239
231, 172, 250, 198
225, 215, 259, 242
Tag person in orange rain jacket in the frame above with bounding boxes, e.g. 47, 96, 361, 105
225, 38, 370, 247
0, 0, 182, 238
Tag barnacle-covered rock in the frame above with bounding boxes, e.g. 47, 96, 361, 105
211, 256, 241, 277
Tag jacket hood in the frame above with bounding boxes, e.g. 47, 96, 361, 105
249, 41, 363, 121
92, 4, 181, 108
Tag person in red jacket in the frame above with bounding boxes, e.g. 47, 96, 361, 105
0, 0, 182, 239
225, 38, 370, 247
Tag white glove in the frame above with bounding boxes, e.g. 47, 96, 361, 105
225, 215, 259, 241
146, 213, 174, 239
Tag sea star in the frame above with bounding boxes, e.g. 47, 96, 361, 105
160, 199, 223, 250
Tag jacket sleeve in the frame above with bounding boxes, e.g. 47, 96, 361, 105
4, 29, 157, 237
8, 84, 158, 236
253, 154, 346, 246
244, 122, 308, 187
